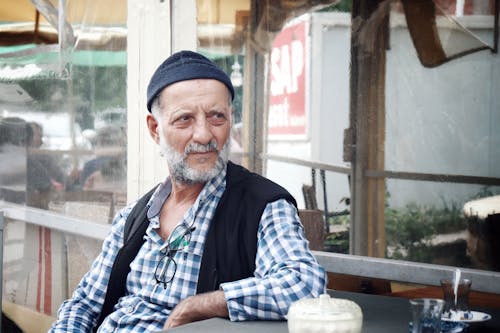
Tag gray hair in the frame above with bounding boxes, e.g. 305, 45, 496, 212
150, 96, 162, 120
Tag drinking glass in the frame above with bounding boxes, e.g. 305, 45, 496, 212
440, 278, 472, 320
409, 298, 444, 333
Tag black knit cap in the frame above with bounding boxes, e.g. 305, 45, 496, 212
146, 50, 235, 112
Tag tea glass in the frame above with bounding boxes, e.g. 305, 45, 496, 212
440, 278, 472, 320
409, 298, 444, 333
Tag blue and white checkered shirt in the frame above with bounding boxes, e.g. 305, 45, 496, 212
50, 166, 326, 332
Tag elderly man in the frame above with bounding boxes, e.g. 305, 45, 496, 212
50, 50, 326, 333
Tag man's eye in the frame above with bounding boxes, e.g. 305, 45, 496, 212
208, 112, 227, 124
175, 115, 192, 123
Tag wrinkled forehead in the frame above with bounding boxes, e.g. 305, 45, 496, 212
157, 79, 233, 108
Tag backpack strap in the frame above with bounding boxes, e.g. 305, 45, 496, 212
94, 185, 158, 331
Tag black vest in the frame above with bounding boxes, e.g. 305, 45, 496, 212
95, 162, 296, 330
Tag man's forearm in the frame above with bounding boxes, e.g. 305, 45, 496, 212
163, 290, 229, 329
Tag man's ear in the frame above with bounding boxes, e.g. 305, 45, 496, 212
146, 113, 161, 144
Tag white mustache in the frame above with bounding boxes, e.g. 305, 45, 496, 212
184, 141, 218, 154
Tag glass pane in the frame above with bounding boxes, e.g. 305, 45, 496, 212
263, 2, 352, 246
0, 1, 128, 213
0, 0, 127, 328
196, 0, 250, 165
400, 0, 494, 67
223, 0, 499, 274
384, 0, 500, 270
385, 180, 500, 271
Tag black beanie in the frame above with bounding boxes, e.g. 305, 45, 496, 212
146, 50, 235, 112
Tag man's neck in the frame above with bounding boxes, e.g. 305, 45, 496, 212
169, 179, 205, 205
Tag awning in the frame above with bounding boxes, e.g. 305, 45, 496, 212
0, 43, 126, 82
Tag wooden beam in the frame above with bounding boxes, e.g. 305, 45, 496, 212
349, 0, 389, 257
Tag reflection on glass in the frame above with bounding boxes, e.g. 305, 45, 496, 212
0, 5, 128, 209
0, 1, 499, 329
211, 0, 498, 270
0, 0, 128, 326
197, 0, 250, 165
401, 0, 495, 67
230, 56, 243, 87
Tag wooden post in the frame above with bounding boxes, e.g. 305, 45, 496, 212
299, 209, 325, 251
349, 0, 389, 257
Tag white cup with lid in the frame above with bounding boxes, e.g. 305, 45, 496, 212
287, 293, 363, 333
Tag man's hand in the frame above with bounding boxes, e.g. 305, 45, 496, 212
163, 290, 229, 330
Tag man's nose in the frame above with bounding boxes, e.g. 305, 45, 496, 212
192, 118, 213, 143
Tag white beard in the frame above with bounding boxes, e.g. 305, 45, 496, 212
158, 129, 230, 184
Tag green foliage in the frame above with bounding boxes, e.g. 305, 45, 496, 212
329, 210, 350, 226
324, 211, 350, 253
385, 197, 468, 261
324, 229, 349, 253
323, 186, 499, 261
471, 186, 499, 200
16, 65, 126, 116
18, 79, 67, 107
71, 65, 127, 111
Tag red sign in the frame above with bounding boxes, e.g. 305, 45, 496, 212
268, 19, 307, 138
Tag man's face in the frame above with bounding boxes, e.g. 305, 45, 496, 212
153, 79, 232, 184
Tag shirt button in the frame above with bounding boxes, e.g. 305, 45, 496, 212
126, 306, 134, 313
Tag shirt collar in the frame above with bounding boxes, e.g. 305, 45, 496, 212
147, 179, 172, 219
146, 165, 227, 221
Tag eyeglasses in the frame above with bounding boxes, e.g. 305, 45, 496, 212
154, 223, 195, 288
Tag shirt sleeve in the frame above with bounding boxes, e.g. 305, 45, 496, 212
220, 199, 327, 321
48, 204, 132, 333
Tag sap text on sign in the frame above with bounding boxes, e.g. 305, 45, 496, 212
268, 20, 307, 138
270, 41, 304, 96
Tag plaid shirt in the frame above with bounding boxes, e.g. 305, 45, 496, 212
50, 167, 326, 332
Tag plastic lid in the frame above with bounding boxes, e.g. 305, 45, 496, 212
287, 294, 363, 322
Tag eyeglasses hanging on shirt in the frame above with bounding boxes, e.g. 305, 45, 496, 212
154, 223, 196, 288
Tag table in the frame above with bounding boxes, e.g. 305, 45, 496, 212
165, 290, 500, 333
